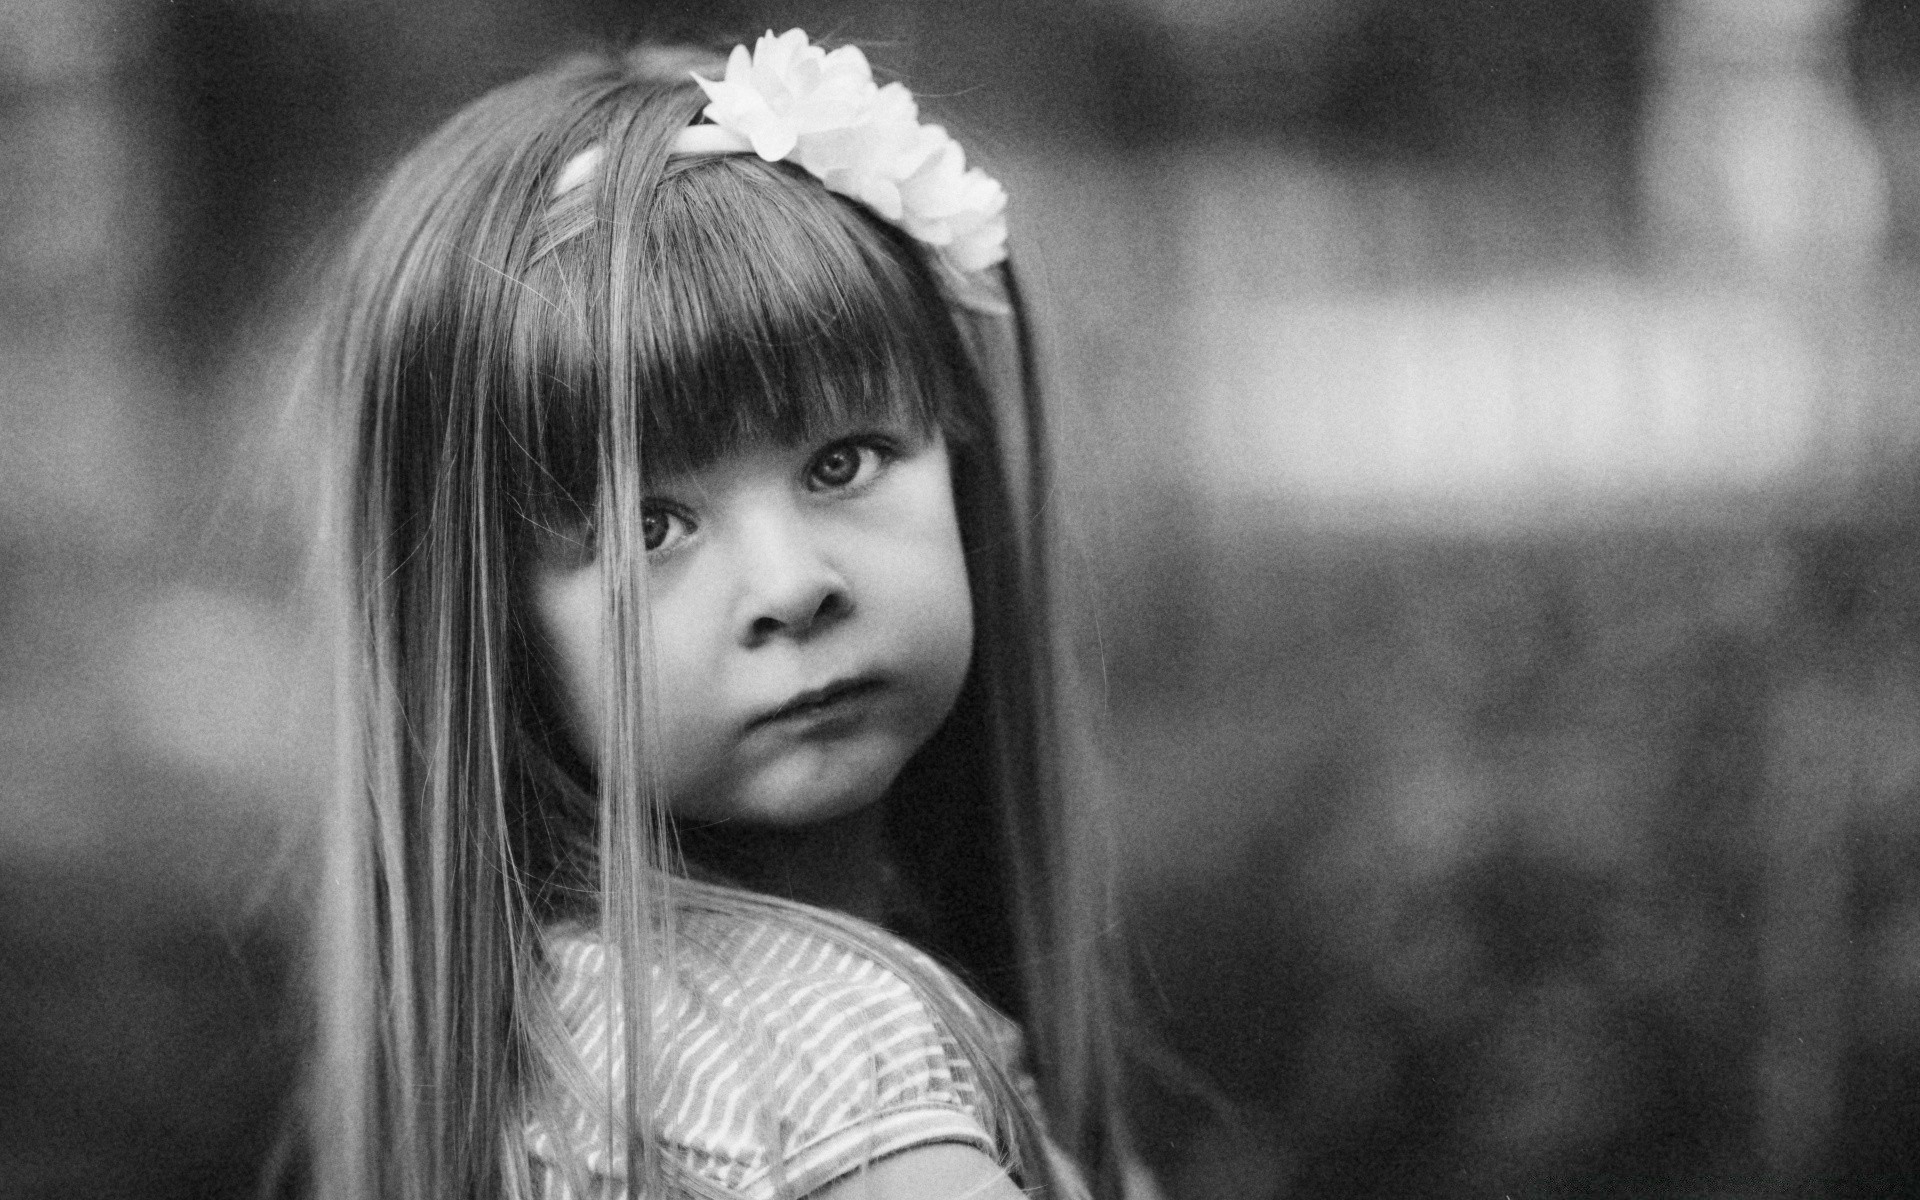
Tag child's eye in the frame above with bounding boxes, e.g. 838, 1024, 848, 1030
805, 440, 888, 492
641, 506, 692, 553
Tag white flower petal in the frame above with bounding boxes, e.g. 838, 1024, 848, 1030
764, 29, 806, 68
946, 214, 1009, 271
723, 43, 753, 86
858, 176, 904, 221
745, 116, 797, 162
685, 29, 1010, 282
821, 44, 871, 80
872, 82, 917, 122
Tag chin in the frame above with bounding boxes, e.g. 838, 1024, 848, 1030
728, 750, 902, 828
739, 781, 889, 828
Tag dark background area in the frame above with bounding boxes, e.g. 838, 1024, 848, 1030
7, 0, 1920, 1196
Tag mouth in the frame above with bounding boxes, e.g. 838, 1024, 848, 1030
750, 676, 885, 730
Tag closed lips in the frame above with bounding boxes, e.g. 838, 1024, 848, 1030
752, 678, 883, 727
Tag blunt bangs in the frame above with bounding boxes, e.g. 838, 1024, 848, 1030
510, 151, 977, 534
638, 155, 961, 471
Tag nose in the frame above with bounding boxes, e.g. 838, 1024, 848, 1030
734, 503, 851, 646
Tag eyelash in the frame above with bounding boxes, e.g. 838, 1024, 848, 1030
640, 505, 691, 554
805, 436, 897, 492
638, 435, 903, 554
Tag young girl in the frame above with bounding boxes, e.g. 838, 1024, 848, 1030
306, 31, 1130, 1200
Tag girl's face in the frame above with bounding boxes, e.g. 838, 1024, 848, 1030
530, 420, 974, 826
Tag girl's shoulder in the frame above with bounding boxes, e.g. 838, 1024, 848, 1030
540, 900, 1022, 1051
530, 899, 1028, 1200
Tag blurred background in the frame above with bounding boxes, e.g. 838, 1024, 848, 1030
8, 0, 1920, 1195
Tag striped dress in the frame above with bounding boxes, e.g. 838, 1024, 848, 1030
525, 904, 1064, 1199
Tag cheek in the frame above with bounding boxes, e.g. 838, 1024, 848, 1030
639, 593, 717, 726
531, 567, 607, 758
558, 631, 605, 753
901, 493, 975, 695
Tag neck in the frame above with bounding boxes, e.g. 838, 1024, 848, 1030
677, 801, 895, 926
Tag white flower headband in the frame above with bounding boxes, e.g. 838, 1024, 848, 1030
553, 30, 1011, 314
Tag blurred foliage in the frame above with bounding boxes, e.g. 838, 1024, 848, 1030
1118, 498, 1920, 1196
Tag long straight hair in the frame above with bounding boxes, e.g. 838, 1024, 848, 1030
307, 44, 1129, 1200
